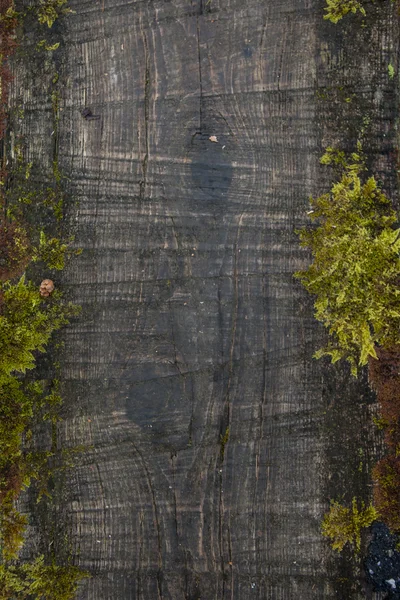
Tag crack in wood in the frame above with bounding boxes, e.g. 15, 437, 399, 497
140, 26, 150, 201
196, 12, 203, 133
132, 443, 164, 600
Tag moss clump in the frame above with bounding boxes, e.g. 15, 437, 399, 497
0, 221, 30, 282
295, 147, 400, 375
0, 271, 85, 594
35, 0, 73, 28
324, 0, 366, 23
0, 279, 79, 561
0, 556, 88, 600
322, 497, 378, 552
0, 3, 86, 595
0, 160, 80, 580
0, 275, 79, 377
32, 231, 80, 271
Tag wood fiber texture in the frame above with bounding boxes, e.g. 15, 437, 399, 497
10, 0, 399, 598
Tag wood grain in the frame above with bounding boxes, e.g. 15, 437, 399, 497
10, 0, 399, 598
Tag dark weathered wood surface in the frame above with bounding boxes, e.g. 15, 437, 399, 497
11, 0, 399, 598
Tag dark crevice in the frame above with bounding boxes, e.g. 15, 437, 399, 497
140, 29, 150, 201
196, 13, 203, 133
132, 443, 164, 600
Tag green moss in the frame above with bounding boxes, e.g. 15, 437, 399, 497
36, 40, 60, 52
52, 160, 62, 185
0, 170, 80, 566
0, 276, 79, 377
0, 556, 89, 600
1, 1, 73, 29
0, 6, 19, 27
324, 0, 366, 23
0, 221, 31, 281
372, 415, 389, 430
322, 498, 378, 552
35, 0, 74, 28
0, 4, 84, 595
295, 147, 400, 375
0, 278, 79, 560
33, 231, 68, 270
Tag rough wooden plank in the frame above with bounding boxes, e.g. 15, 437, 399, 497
10, 0, 399, 598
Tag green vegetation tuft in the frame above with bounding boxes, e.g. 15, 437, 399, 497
0, 275, 79, 377
324, 0, 366, 23
372, 414, 389, 430
36, 39, 60, 52
0, 6, 19, 27
0, 221, 30, 281
0, 556, 88, 600
0, 279, 79, 559
32, 231, 79, 271
0, 239, 84, 593
0, 1, 73, 29
0, 273, 84, 593
322, 497, 378, 552
0, 2, 87, 596
35, 0, 74, 28
295, 147, 400, 375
